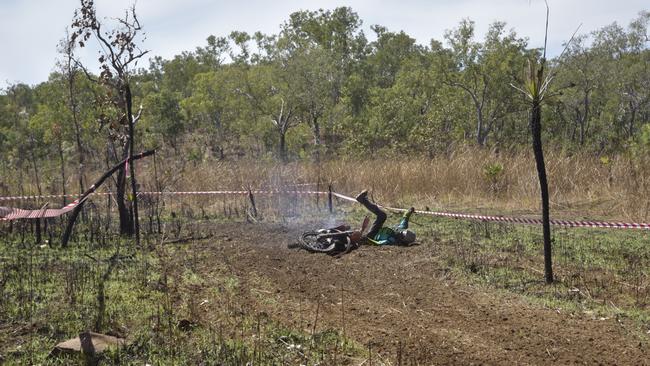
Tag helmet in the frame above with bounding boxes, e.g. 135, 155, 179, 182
400, 230, 416, 244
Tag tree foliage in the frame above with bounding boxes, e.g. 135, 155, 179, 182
1, 7, 649, 183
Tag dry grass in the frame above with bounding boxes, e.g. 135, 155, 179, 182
3, 147, 648, 222
135, 147, 650, 222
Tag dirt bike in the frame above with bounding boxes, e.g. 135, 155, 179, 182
296, 216, 370, 255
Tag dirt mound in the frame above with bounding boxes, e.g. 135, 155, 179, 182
182, 222, 648, 365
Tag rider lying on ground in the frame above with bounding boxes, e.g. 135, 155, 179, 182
351, 190, 416, 246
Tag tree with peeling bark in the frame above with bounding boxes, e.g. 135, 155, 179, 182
69, 0, 148, 244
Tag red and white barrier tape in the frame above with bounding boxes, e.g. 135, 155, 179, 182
0, 190, 328, 221
0, 194, 82, 201
0, 184, 321, 201
137, 190, 328, 196
0, 199, 81, 221
3, 189, 650, 230
332, 192, 650, 230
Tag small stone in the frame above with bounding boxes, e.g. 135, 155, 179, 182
50, 332, 125, 358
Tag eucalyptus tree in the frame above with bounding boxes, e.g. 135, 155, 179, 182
168, 36, 240, 159
552, 34, 606, 147
624, 11, 650, 140
178, 72, 223, 158
240, 63, 300, 162
230, 31, 308, 162
0, 92, 13, 194
553, 12, 650, 150
282, 7, 366, 85
57, 33, 88, 196
351, 28, 424, 152
0, 93, 8, 189
400, 41, 461, 157
444, 20, 528, 146
137, 35, 229, 157
143, 88, 183, 152
591, 14, 650, 146
282, 45, 338, 160
151, 35, 228, 99
30, 77, 78, 205
366, 26, 425, 88
280, 7, 366, 157
2, 84, 36, 195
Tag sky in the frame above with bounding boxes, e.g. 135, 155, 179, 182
0, 0, 647, 86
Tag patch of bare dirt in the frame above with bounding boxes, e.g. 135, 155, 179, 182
181, 222, 649, 365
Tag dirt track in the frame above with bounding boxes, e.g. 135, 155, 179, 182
185, 222, 648, 365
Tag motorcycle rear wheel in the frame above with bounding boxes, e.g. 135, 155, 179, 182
299, 231, 338, 253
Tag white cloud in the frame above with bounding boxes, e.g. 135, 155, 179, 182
1, 0, 647, 86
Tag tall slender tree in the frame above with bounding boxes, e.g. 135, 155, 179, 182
58, 32, 87, 196
69, 0, 148, 243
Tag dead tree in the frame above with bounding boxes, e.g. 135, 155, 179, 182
62, 150, 155, 247
70, 0, 148, 244
510, 1, 578, 283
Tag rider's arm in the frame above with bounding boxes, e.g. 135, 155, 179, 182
396, 208, 415, 230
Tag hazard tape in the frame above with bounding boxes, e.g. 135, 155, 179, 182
0, 190, 329, 221
332, 192, 650, 230
0, 199, 80, 221
3, 189, 650, 230
0, 189, 327, 202
0, 194, 91, 201
137, 190, 328, 196
0, 184, 321, 201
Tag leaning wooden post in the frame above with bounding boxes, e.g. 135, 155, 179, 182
248, 187, 258, 218
328, 184, 333, 213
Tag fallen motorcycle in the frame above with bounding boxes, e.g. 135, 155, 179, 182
295, 217, 369, 255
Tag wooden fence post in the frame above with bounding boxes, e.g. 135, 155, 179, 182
248, 187, 258, 218
328, 184, 333, 213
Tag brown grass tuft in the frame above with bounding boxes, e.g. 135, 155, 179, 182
129, 147, 650, 222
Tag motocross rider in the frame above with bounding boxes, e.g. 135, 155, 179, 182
350, 190, 416, 245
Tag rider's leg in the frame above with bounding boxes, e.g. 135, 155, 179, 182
356, 190, 386, 239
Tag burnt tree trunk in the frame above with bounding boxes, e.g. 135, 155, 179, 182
531, 96, 553, 284
125, 84, 141, 246
279, 130, 287, 163
115, 161, 133, 236
61, 150, 154, 247
29, 136, 43, 244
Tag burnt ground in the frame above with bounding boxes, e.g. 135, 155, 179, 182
179, 221, 648, 365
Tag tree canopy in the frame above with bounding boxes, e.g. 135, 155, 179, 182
1, 7, 649, 171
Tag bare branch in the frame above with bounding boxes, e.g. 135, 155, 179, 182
133, 104, 144, 124
510, 83, 531, 99
543, 0, 549, 60
71, 56, 98, 83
